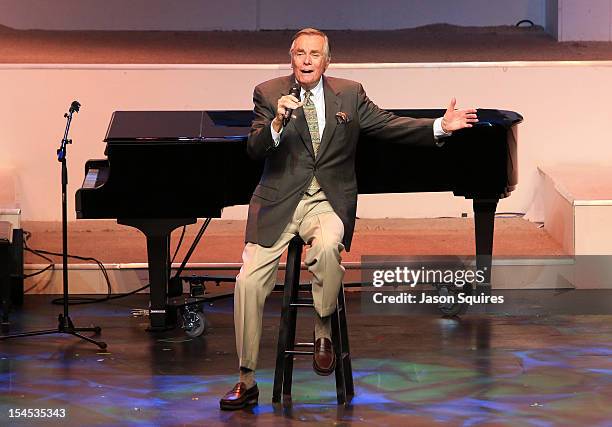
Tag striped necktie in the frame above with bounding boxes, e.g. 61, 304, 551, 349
303, 90, 321, 195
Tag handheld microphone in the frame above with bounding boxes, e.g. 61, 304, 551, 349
282, 83, 301, 127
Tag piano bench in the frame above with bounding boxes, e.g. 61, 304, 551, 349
272, 236, 354, 405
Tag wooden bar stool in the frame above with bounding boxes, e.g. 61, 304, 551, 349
272, 236, 354, 405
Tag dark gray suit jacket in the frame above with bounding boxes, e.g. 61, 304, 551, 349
245, 74, 436, 251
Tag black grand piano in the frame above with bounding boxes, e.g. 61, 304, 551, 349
76, 109, 521, 329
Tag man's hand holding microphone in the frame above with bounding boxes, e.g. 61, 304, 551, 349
272, 84, 302, 133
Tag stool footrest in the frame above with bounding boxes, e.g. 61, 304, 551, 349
285, 350, 314, 356
290, 302, 314, 307
295, 342, 314, 347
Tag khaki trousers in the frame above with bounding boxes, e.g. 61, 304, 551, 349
234, 191, 345, 370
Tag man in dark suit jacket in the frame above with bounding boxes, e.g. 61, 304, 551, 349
220, 28, 477, 410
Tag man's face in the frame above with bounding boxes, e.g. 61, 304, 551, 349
291, 34, 330, 90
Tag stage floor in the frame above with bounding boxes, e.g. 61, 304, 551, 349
1, 293, 611, 426
23, 217, 566, 266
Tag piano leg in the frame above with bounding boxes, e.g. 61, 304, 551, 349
118, 218, 196, 331
473, 199, 498, 293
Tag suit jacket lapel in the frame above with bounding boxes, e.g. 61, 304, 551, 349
317, 77, 341, 161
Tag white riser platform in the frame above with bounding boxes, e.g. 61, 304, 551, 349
540, 165, 612, 255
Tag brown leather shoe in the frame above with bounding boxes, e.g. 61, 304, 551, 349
219, 382, 259, 410
313, 337, 336, 376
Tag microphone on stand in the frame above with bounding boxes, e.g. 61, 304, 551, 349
58, 100, 81, 161
282, 83, 301, 127
69, 101, 81, 114
65, 101, 81, 118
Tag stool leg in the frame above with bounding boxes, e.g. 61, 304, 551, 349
331, 308, 345, 404
273, 238, 302, 403
332, 284, 354, 404
273, 299, 288, 403
282, 242, 302, 401
338, 284, 354, 399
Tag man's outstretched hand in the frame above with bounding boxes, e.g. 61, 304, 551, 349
441, 98, 478, 133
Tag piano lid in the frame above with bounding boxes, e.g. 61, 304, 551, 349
102, 109, 521, 144
202, 110, 254, 141
390, 109, 523, 127
104, 110, 255, 143
105, 111, 204, 142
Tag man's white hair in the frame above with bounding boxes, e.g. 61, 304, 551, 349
289, 28, 331, 60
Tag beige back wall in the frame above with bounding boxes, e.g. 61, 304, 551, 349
1, 61, 611, 221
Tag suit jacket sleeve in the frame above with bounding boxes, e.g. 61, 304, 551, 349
246, 85, 278, 160
356, 83, 436, 147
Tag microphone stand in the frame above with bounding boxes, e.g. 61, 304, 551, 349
0, 101, 106, 349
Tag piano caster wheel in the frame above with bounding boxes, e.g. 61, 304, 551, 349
436, 284, 469, 317
183, 309, 208, 338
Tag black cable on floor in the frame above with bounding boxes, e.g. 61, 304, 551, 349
22, 229, 137, 304
22, 222, 193, 305
22, 230, 56, 292
516, 19, 535, 27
